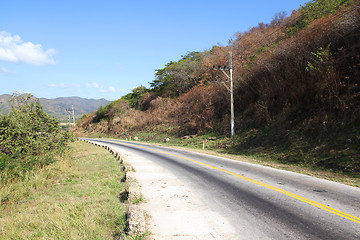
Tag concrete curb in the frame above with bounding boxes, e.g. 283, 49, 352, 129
127, 205, 146, 235
79, 138, 146, 236
128, 182, 141, 201
125, 171, 136, 182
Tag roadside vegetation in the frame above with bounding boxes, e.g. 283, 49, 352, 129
77, 0, 360, 178
0, 94, 146, 239
0, 141, 129, 239
0, 93, 75, 185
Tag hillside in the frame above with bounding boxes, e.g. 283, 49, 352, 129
0, 94, 110, 121
77, 0, 360, 174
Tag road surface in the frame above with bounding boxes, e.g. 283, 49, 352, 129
83, 138, 360, 239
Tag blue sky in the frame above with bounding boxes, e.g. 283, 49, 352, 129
0, 0, 309, 101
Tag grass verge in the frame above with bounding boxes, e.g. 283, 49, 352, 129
0, 141, 128, 239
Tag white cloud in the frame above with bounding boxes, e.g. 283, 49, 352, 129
47, 81, 125, 95
86, 82, 101, 89
47, 83, 81, 88
0, 31, 56, 66
86, 81, 124, 93
99, 86, 116, 93
108, 86, 116, 92
1, 67, 14, 73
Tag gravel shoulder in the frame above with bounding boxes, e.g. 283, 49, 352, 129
117, 146, 240, 240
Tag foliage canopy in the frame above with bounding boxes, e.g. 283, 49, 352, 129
150, 51, 206, 97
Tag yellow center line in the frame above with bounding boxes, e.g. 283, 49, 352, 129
104, 139, 360, 224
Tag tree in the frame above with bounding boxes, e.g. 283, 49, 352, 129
270, 11, 287, 26
121, 86, 148, 108
150, 51, 206, 97
0, 93, 61, 156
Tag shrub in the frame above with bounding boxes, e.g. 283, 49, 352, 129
0, 93, 73, 184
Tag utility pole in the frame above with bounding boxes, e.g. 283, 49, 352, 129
66, 105, 76, 131
71, 105, 76, 131
213, 52, 235, 137
68, 112, 71, 131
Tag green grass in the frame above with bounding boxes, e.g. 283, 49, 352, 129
0, 141, 129, 239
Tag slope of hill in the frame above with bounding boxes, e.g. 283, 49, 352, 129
77, 0, 360, 174
0, 94, 110, 121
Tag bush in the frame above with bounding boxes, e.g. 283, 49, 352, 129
0, 93, 73, 184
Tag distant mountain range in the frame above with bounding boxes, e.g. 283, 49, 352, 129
0, 94, 110, 122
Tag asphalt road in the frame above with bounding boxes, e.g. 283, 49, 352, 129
84, 138, 360, 239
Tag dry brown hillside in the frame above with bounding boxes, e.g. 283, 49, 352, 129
77, 0, 360, 174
